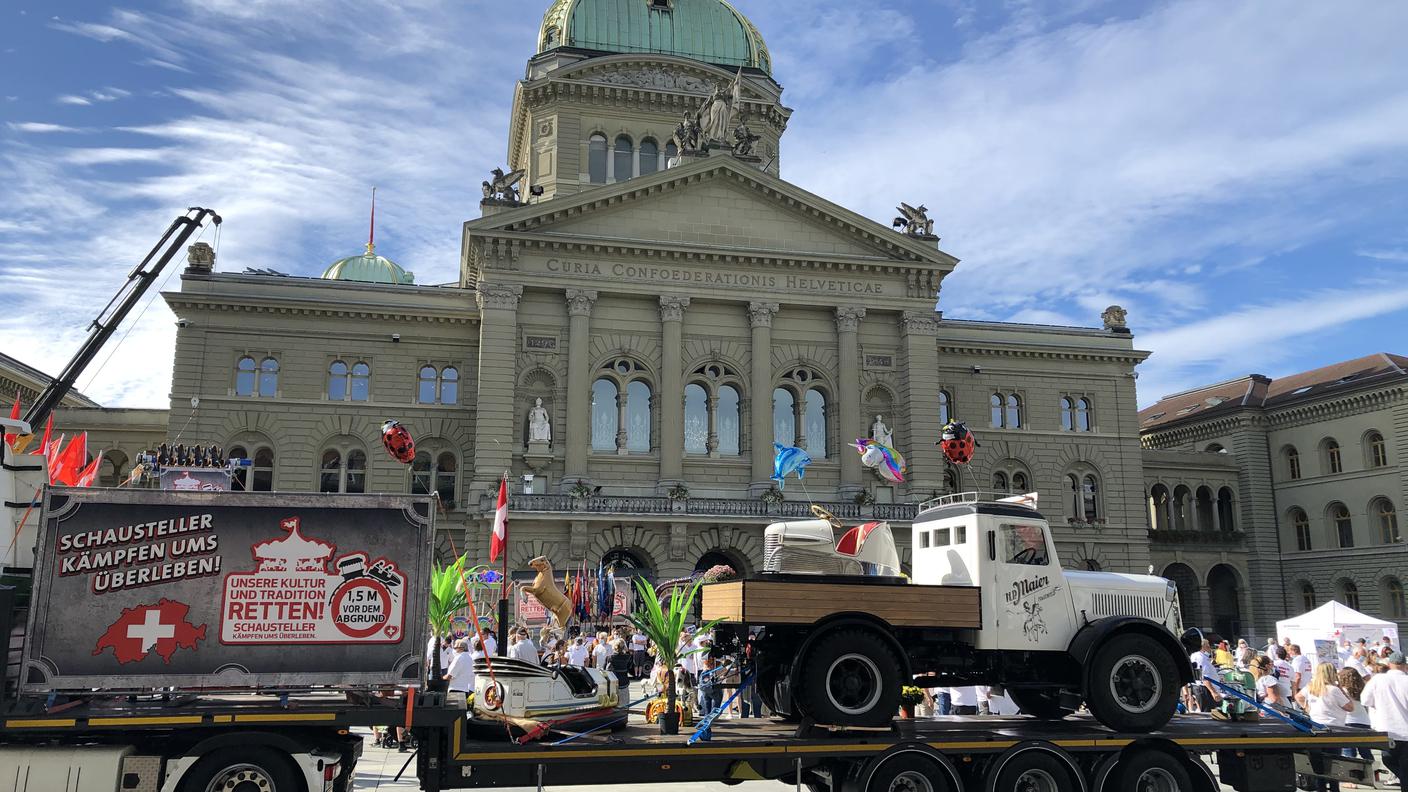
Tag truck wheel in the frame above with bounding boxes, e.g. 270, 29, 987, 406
1007, 688, 1071, 719
992, 751, 1077, 792
864, 754, 953, 792
179, 746, 300, 792
796, 630, 901, 727
1085, 632, 1180, 732
1113, 749, 1194, 791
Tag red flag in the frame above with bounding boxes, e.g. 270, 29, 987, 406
45, 433, 66, 477
76, 451, 104, 487
54, 432, 87, 486
32, 415, 53, 457
3, 397, 18, 446
489, 478, 508, 562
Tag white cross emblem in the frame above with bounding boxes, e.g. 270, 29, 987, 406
127, 609, 175, 652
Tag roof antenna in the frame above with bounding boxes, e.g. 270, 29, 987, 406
366, 186, 377, 255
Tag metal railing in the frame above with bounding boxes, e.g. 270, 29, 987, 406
916, 490, 1039, 512
504, 493, 917, 521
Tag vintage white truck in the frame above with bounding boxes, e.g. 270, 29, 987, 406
703, 492, 1196, 732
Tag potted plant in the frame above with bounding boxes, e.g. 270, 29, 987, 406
899, 686, 925, 719
760, 486, 784, 511
666, 485, 690, 512
568, 482, 593, 508
627, 578, 720, 735
426, 553, 469, 692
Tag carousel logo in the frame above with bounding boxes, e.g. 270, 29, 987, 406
1004, 574, 1050, 607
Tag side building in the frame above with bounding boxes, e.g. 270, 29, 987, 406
1140, 353, 1408, 640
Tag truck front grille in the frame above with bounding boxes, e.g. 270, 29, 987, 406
1090, 592, 1167, 622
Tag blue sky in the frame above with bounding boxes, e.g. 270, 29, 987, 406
3, 0, 1408, 409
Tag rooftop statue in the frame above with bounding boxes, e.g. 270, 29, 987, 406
893, 202, 936, 238
700, 67, 743, 144
483, 167, 526, 204
732, 111, 761, 157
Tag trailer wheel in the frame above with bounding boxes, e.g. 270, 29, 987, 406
796, 629, 902, 726
1113, 749, 1194, 791
1007, 688, 1071, 720
992, 750, 1078, 792
1084, 632, 1180, 732
864, 754, 953, 792
179, 746, 300, 792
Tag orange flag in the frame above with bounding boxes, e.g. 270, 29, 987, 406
76, 452, 104, 488
54, 432, 88, 486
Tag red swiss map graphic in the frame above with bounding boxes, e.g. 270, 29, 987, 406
93, 598, 207, 664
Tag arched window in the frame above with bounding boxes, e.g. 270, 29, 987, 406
1386, 577, 1407, 619
235, 356, 256, 396
1075, 398, 1091, 431
1013, 471, 1029, 492
625, 380, 652, 452
327, 360, 349, 401
418, 366, 438, 404
258, 357, 279, 397
804, 389, 827, 458
1330, 502, 1354, 548
319, 449, 341, 493
1081, 475, 1100, 522
98, 454, 122, 487
1285, 446, 1301, 480
773, 388, 796, 446
1149, 484, 1170, 531
1290, 507, 1311, 551
591, 379, 619, 452
350, 361, 370, 402
320, 445, 365, 493
990, 394, 1003, 428
440, 367, 459, 405
613, 134, 633, 180
1060, 397, 1074, 431
1323, 438, 1342, 474
717, 385, 740, 456
639, 138, 659, 176
1300, 582, 1317, 611
410, 452, 431, 495
1006, 394, 1022, 428
993, 471, 1008, 492
665, 140, 678, 167
1172, 485, 1192, 531
435, 452, 457, 508
1205, 443, 1225, 453
588, 133, 608, 183
1216, 487, 1235, 532
1373, 497, 1401, 544
1366, 431, 1388, 468
1195, 486, 1215, 532
684, 383, 708, 454
938, 390, 951, 425
228, 444, 274, 491
1337, 579, 1360, 611
991, 460, 1031, 496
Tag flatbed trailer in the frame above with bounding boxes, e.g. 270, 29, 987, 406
1, 690, 1391, 792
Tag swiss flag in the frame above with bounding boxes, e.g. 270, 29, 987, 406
490, 478, 508, 563
93, 599, 207, 664
76, 451, 104, 488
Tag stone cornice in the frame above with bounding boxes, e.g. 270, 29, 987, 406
476, 283, 523, 311
163, 294, 478, 325
1140, 414, 1246, 448
1266, 384, 1405, 428
937, 341, 1146, 365
901, 311, 940, 337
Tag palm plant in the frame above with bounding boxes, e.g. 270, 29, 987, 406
427, 554, 469, 686
627, 577, 720, 734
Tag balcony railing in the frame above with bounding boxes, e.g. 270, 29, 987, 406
502, 494, 918, 522
1146, 528, 1246, 545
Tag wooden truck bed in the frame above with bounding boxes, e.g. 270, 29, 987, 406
701, 576, 981, 629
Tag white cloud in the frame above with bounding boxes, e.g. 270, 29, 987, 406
1358, 248, 1408, 262
7, 122, 81, 133
56, 95, 92, 106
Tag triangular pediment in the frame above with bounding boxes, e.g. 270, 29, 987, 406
466, 155, 958, 269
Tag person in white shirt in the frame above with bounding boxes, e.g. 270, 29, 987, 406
443, 639, 476, 694
567, 636, 590, 666
1288, 644, 1314, 694
1345, 645, 1370, 678
949, 685, 980, 716
510, 628, 539, 664
1253, 657, 1288, 708
1361, 652, 1408, 791
592, 631, 611, 670
1189, 641, 1222, 712
630, 630, 650, 678
1297, 662, 1354, 792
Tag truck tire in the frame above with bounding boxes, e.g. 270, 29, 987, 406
864, 754, 953, 792
178, 746, 301, 792
992, 750, 1077, 792
795, 629, 901, 727
1112, 749, 1194, 791
1007, 688, 1071, 720
1085, 632, 1180, 732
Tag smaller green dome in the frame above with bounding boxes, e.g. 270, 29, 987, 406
321, 245, 415, 285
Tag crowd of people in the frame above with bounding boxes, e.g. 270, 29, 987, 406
1187, 634, 1407, 791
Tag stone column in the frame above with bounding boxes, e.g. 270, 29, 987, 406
472, 283, 524, 498
658, 296, 690, 492
835, 307, 866, 498
748, 302, 779, 494
563, 289, 597, 489
899, 310, 943, 496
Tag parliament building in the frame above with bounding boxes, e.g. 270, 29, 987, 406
56, 1, 1163, 611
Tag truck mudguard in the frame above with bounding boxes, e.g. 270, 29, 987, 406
1065, 616, 1193, 685
785, 613, 913, 688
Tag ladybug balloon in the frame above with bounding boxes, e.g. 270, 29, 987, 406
381, 420, 416, 464
938, 420, 978, 465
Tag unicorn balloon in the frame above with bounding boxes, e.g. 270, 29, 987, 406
854, 438, 906, 483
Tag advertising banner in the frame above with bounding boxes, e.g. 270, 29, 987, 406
22, 488, 433, 692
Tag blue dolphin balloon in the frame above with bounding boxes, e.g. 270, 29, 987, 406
771, 442, 812, 489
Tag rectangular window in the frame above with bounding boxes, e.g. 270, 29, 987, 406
1328, 446, 1342, 474
919, 532, 930, 549
1288, 455, 1301, 480
933, 527, 951, 547
1000, 523, 1050, 566
955, 525, 967, 544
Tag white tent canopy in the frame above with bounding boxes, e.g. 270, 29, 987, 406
1276, 601, 1399, 656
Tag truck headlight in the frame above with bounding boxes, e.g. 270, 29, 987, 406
1165, 581, 1178, 602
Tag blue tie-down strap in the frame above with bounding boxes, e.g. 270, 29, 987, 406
689, 673, 754, 745
1204, 677, 1323, 734
548, 693, 656, 746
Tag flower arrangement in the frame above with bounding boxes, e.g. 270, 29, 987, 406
760, 487, 785, 505
853, 490, 876, 505
666, 485, 690, 501
900, 686, 926, 706
568, 483, 593, 499
699, 564, 737, 584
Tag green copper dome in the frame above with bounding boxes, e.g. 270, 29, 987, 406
539, 0, 771, 74
321, 245, 415, 285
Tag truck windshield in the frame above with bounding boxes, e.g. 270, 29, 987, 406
1000, 524, 1049, 566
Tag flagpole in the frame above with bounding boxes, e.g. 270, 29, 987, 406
496, 472, 509, 655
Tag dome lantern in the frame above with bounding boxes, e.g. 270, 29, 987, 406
538, 0, 771, 74
321, 188, 415, 285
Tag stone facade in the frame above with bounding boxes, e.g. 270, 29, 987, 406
1141, 354, 1408, 640
145, 10, 1156, 588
